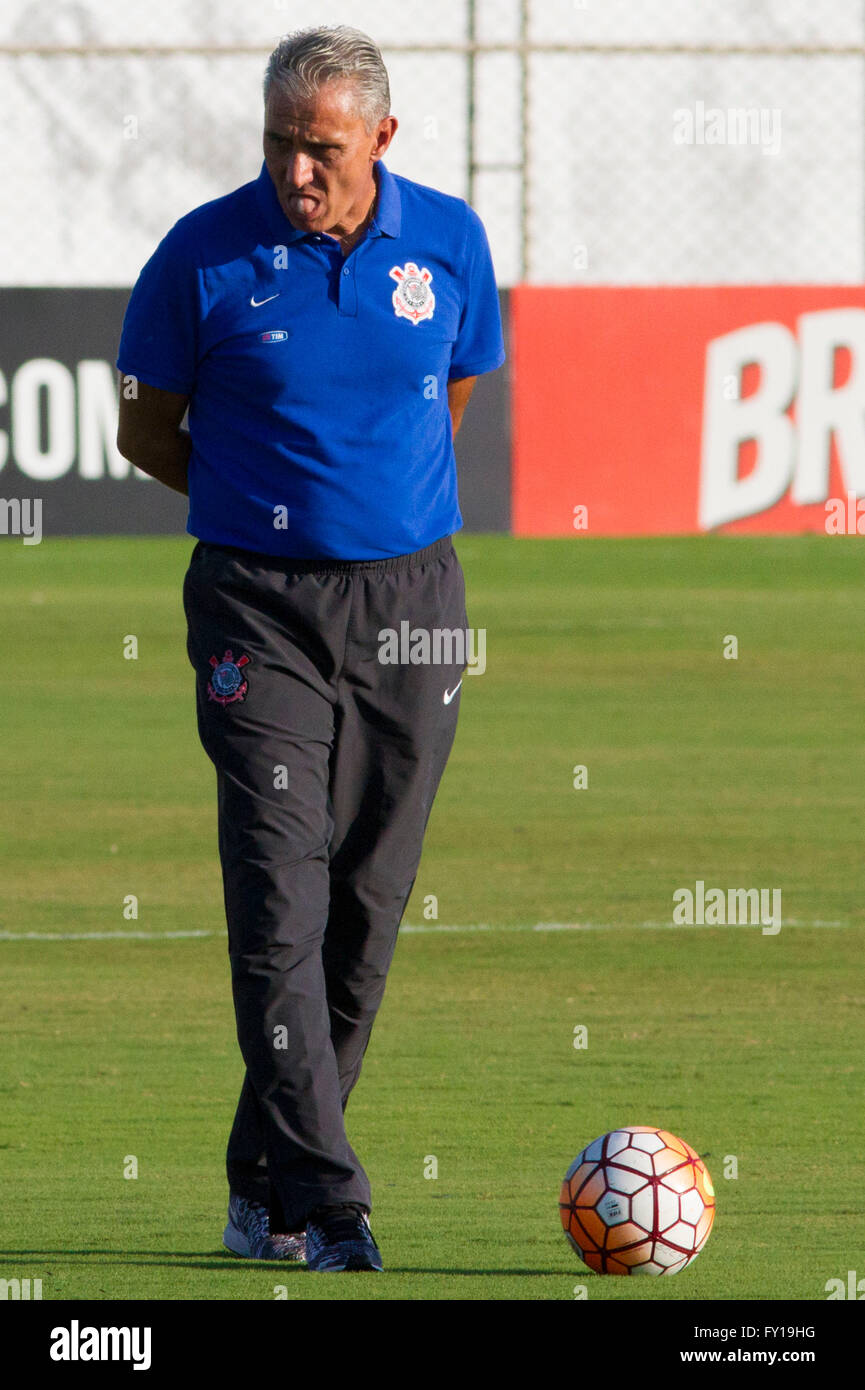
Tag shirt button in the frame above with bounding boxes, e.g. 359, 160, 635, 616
343, 266, 350, 275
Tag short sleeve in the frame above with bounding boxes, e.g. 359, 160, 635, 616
116, 220, 202, 394
448, 205, 506, 381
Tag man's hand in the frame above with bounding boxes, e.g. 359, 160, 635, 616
447, 375, 478, 439
117, 376, 192, 496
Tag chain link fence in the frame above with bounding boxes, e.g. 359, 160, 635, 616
1, 0, 864, 286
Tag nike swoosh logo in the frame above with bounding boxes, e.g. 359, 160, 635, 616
443, 680, 462, 705
250, 293, 280, 307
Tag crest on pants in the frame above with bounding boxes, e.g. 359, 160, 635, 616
389, 262, 435, 324
207, 649, 250, 705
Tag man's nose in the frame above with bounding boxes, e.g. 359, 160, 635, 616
286, 152, 316, 188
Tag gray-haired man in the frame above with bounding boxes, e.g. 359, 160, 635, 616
116, 25, 505, 1271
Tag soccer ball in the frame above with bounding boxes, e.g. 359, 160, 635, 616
559, 1125, 715, 1275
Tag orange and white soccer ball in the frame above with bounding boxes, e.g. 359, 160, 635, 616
559, 1126, 715, 1275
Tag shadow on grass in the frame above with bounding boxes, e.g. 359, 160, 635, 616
0, 1249, 578, 1277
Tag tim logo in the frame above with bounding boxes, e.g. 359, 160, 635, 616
259, 331, 288, 343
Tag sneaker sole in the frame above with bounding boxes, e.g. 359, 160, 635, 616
223, 1217, 307, 1262
308, 1254, 383, 1272
222, 1219, 252, 1257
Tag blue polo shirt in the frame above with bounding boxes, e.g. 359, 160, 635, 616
116, 159, 505, 559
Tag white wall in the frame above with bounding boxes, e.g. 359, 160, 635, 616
0, 0, 862, 286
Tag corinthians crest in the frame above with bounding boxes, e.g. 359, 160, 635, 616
389, 262, 435, 325
207, 649, 250, 706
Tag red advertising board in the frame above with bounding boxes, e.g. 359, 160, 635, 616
511, 286, 865, 536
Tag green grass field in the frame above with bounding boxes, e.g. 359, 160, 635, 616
1, 534, 863, 1301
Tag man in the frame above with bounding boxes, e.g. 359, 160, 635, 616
116, 25, 505, 1273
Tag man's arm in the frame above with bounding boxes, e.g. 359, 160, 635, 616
118, 374, 477, 491
117, 376, 192, 496
447, 375, 478, 439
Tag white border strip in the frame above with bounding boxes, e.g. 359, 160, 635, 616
0, 929, 219, 941
0, 919, 848, 941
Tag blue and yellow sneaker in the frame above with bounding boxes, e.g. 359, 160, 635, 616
305, 1203, 383, 1272
223, 1194, 306, 1262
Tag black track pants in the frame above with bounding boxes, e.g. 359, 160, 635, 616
182, 533, 467, 1232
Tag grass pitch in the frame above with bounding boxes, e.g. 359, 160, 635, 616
0, 533, 863, 1301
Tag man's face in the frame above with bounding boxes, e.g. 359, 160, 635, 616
263, 79, 397, 236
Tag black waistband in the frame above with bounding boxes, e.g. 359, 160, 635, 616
193, 533, 454, 576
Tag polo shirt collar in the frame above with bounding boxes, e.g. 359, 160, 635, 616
255, 157, 401, 244
370, 159, 400, 237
